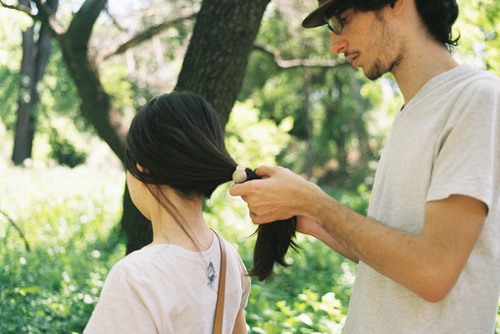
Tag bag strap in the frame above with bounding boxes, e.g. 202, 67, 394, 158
213, 232, 226, 334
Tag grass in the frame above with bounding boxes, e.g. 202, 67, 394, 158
0, 164, 125, 333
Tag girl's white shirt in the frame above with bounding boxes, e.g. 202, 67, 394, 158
84, 231, 250, 334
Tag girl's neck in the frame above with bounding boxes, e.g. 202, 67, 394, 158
148, 197, 214, 252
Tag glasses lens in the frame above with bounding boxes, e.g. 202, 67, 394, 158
327, 16, 342, 34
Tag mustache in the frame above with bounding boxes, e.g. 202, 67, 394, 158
344, 50, 360, 57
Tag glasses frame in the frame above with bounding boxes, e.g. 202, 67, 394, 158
324, 10, 347, 35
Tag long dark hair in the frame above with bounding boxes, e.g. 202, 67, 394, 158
243, 168, 298, 281
125, 91, 297, 280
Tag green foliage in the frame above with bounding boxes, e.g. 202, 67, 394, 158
225, 100, 293, 168
0, 166, 126, 333
456, 0, 500, 75
0, 9, 25, 131
101, 59, 135, 115
243, 235, 354, 334
0, 66, 20, 131
40, 46, 86, 130
48, 129, 88, 168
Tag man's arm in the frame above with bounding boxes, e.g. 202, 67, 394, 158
314, 192, 486, 302
230, 165, 487, 302
296, 216, 360, 263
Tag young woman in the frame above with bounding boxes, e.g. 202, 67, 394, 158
84, 91, 296, 334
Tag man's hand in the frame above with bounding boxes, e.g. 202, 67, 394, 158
229, 165, 316, 224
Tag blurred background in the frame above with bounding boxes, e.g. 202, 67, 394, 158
0, 0, 499, 332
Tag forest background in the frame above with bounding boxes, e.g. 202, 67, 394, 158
0, 0, 499, 333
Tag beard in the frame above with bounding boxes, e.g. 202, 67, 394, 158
365, 59, 388, 80
364, 53, 403, 81
364, 16, 404, 81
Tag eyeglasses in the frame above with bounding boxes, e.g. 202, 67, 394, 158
324, 12, 347, 35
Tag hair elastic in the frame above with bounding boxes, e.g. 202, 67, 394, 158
232, 165, 247, 183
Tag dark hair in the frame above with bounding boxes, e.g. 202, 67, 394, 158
125, 91, 297, 280
125, 91, 235, 198
244, 169, 299, 281
414, 0, 460, 47
326, 0, 459, 46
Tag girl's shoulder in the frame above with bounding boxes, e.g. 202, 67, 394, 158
107, 245, 170, 279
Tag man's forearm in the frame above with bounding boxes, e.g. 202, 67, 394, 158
308, 193, 486, 302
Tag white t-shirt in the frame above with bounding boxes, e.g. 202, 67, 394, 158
84, 232, 250, 334
343, 65, 500, 333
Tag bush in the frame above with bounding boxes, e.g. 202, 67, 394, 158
0, 166, 125, 333
48, 129, 87, 168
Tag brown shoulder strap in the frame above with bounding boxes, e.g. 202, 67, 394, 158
213, 232, 226, 334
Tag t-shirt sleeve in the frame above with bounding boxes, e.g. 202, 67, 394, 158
426, 81, 500, 211
83, 264, 157, 334
238, 255, 251, 310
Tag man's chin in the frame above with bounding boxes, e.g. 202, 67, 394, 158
364, 68, 385, 81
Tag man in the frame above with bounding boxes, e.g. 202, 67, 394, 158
230, 0, 500, 332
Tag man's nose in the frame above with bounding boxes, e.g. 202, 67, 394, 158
330, 33, 348, 55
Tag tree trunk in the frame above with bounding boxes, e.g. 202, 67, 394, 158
28, 0, 128, 161
175, 0, 271, 124
12, 0, 35, 165
12, 0, 58, 165
121, 184, 153, 253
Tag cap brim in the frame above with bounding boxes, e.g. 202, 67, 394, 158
302, 0, 340, 28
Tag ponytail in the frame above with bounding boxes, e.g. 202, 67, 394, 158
238, 168, 299, 281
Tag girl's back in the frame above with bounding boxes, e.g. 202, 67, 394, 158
85, 232, 250, 333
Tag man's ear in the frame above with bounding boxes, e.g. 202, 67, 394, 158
390, 0, 406, 16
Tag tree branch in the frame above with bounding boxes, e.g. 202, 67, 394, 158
0, 208, 31, 252
254, 43, 346, 69
31, 0, 64, 35
103, 6, 127, 33
66, 0, 107, 45
0, 0, 34, 16
102, 8, 197, 61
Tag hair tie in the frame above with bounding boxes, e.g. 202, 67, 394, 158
232, 165, 247, 183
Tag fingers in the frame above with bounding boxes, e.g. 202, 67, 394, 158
229, 164, 295, 224
229, 165, 276, 197
229, 182, 248, 197
254, 165, 274, 178
248, 210, 261, 223
248, 209, 286, 225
